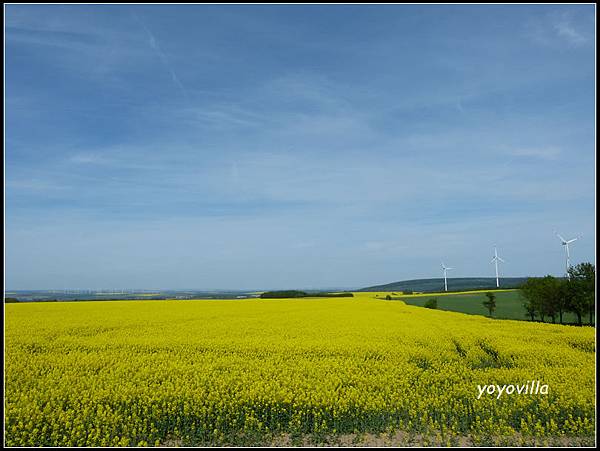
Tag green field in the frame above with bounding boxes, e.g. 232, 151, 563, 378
396, 290, 590, 324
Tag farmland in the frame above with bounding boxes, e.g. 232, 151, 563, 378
4, 294, 595, 446
396, 290, 528, 319
392, 290, 589, 324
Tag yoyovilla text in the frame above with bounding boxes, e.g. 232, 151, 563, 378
477, 381, 549, 399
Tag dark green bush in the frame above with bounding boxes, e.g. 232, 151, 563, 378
424, 298, 438, 309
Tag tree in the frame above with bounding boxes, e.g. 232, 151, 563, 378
521, 278, 544, 321
553, 278, 570, 324
539, 276, 562, 323
260, 290, 307, 299
520, 276, 563, 323
566, 263, 595, 326
424, 298, 437, 309
483, 292, 496, 317
523, 298, 537, 321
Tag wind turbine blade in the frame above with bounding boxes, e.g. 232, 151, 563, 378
556, 233, 567, 243
498, 257, 506, 263
567, 238, 578, 244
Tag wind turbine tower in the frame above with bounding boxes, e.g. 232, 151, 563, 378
491, 245, 505, 288
441, 262, 453, 292
556, 232, 579, 278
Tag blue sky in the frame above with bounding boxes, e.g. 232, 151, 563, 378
5, 4, 596, 290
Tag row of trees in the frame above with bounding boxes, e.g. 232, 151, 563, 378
260, 291, 354, 299
520, 263, 595, 325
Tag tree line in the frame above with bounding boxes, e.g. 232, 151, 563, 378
520, 263, 595, 326
260, 291, 354, 299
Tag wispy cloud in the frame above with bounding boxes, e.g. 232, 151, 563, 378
510, 147, 561, 160
5, 26, 100, 49
553, 16, 587, 46
131, 13, 189, 100
69, 152, 113, 165
526, 9, 591, 48
6, 179, 69, 193
187, 106, 266, 129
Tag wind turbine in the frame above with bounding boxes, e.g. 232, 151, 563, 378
491, 245, 505, 288
556, 232, 579, 278
441, 262, 453, 292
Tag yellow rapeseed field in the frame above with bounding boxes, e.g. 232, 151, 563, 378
4, 294, 595, 446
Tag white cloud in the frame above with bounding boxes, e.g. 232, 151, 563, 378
510, 147, 561, 160
69, 153, 110, 165
6, 179, 68, 192
526, 10, 591, 48
132, 13, 189, 100
554, 18, 587, 46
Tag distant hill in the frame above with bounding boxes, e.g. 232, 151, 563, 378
359, 277, 529, 293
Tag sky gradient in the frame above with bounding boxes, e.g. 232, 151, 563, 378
5, 4, 596, 290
